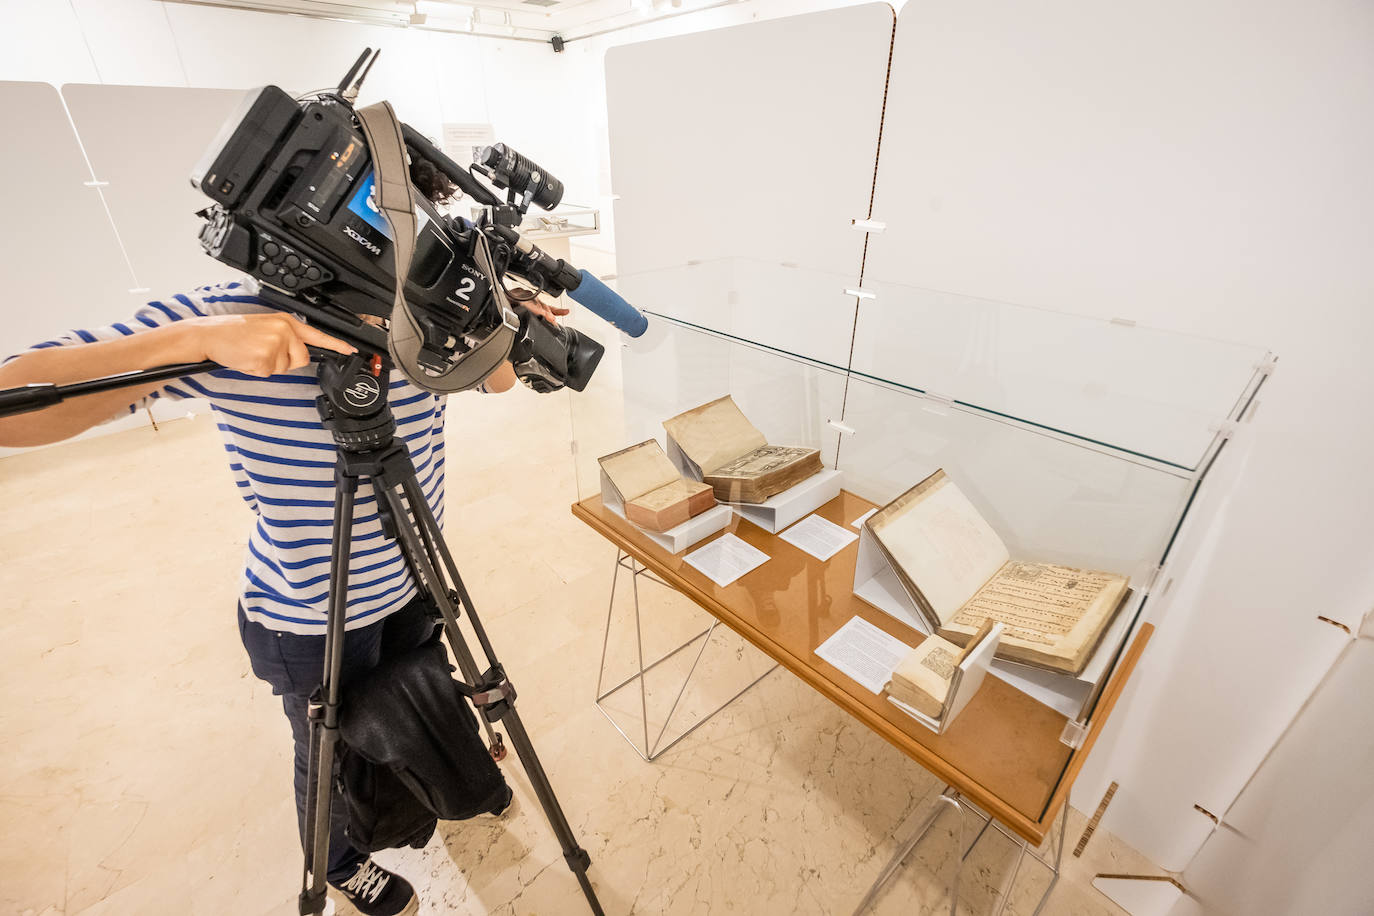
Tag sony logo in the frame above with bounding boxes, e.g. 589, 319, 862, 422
343, 226, 382, 256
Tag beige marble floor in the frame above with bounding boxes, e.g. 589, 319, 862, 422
0, 355, 1164, 915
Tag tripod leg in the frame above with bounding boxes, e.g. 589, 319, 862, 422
299, 476, 357, 915
388, 478, 605, 916
374, 483, 500, 750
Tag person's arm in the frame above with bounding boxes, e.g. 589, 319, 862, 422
482, 361, 517, 394
0, 313, 354, 448
476, 296, 571, 395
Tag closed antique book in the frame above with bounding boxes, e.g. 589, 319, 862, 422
703, 445, 823, 503
598, 439, 717, 532
866, 469, 1131, 676
663, 396, 823, 504
626, 478, 716, 530
885, 619, 997, 720
885, 634, 963, 719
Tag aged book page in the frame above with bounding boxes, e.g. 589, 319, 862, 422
662, 395, 768, 474
941, 561, 1129, 675
886, 634, 963, 719
866, 470, 1009, 628
598, 439, 680, 501
704, 445, 822, 503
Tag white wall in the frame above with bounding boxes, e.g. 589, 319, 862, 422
0, 0, 585, 222
0, 0, 565, 141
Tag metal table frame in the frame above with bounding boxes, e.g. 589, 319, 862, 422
854, 785, 1069, 915
594, 550, 777, 761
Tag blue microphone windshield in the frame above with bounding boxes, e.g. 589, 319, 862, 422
568, 270, 648, 338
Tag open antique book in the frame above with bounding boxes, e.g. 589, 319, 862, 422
598, 440, 716, 531
865, 470, 1131, 675
886, 619, 997, 719
663, 395, 822, 503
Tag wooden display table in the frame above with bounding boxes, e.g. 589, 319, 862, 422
573, 490, 1151, 908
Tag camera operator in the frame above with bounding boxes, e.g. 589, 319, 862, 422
0, 163, 566, 916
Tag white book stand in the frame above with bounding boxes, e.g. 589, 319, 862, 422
666, 434, 843, 534
599, 469, 732, 555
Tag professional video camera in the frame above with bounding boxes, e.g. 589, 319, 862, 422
190, 49, 637, 396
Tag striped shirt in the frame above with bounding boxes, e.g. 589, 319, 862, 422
14, 278, 448, 635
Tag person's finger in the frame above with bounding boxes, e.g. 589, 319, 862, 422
272, 337, 293, 375
290, 318, 357, 354
285, 333, 310, 370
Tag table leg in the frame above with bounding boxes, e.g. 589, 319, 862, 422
852, 788, 962, 916
594, 551, 776, 761
991, 839, 1027, 916
1030, 801, 1070, 916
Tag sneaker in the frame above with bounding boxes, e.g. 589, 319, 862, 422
331, 857, 418, 916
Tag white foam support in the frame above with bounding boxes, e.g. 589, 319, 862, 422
665, 436, 843, 534
599, 469, 732, 554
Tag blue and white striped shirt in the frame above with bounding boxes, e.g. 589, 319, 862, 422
16, 279, 448, 635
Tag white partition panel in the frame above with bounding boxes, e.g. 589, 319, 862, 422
847, 0, 1373, 873
604, 4, 894, 368
1182, 634, 1374, 916
0, 81, 133, 363
62, 84, 247, 298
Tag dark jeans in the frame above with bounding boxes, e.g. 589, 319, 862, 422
238, 597, 440, 884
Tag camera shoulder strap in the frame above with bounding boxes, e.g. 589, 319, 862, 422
355, 100, 416, 299
355, 101, 514, 394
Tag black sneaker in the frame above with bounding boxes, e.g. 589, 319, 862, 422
331, 858, 418, 916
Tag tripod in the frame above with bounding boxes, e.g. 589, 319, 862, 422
299, 351, 603, 916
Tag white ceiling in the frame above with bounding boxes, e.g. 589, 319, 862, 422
163, 0, 741, 43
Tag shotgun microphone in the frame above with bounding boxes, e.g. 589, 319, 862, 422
566, 270, 648, 338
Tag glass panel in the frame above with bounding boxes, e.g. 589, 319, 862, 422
836, 375, 1193, 585
568, 305, 848, 501
607, 259, 1270, 471
614, 258, 862, 372
849, 277, 1270, 471
836, 373, 1192, 719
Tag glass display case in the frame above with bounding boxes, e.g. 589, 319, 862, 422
565, 255, 1272, 817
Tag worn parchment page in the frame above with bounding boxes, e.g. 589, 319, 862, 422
943, 561, 1129, 674
866, 470, 1009, 628
598, 439, 681, 501
663, 396, 768, 474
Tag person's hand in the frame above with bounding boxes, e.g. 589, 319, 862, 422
522, 295, 570, 326
186, 313, 356, 377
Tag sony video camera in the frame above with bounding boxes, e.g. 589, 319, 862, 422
189, 51, 603, 395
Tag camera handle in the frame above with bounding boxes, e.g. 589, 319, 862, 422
0, 360, 221, 420
298, 352, 603, 916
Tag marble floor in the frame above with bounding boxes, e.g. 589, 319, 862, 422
0, 345, 1163, 915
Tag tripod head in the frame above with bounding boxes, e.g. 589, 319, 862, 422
314, 351, 396, 454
